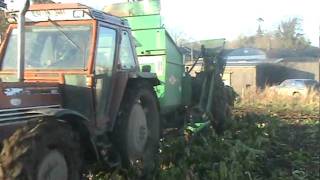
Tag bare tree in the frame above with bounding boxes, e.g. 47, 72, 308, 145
0, 10, 8, 34
167, 28, 191, 46
228, 17, 310, 50
276, 18, 309, 49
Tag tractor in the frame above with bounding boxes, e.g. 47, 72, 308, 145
0, 1, 232, 179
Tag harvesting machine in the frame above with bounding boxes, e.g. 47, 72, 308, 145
0, 0, 232, 179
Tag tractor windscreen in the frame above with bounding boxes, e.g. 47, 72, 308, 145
1, 25, 92, 70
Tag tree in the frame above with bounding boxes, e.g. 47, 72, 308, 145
0, 10, 8, 34
0, 0, 55, 32
227, 17, 311, 50
167, 28, 191, 46
226, 35, 256, 49
275, 18, 310, 49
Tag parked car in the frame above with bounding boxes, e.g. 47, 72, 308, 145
272, 79, 320, 96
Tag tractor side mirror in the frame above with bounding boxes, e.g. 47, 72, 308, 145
141, 65, 151, 73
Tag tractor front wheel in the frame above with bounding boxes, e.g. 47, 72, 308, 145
0, 119, 82, 180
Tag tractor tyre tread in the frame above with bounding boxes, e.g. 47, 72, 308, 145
0, 117, 81, 180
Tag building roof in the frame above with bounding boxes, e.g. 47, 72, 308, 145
266, 47, 320, 59
224, 48, 267, 61
279, 57, 319, 62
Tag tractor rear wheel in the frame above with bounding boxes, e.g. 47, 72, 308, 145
0, 118, 82, 180
115, 82, 160, 179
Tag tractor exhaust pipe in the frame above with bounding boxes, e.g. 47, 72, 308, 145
17, 0, 30, 82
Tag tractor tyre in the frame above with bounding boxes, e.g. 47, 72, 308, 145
115, 82, 160, 179
0, 118, 82, 180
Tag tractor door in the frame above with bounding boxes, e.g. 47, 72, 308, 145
106, 30, 140, 130
93, 25, 118, 129
118, 30, 138, 70
94, 27, 140, 131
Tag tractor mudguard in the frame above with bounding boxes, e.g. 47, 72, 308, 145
29, 108, 99, 163
106, 71, 160, 132
129, 72, 160, 86
29, 108, 89, 121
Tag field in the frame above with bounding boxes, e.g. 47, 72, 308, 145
92, 89, 319, 180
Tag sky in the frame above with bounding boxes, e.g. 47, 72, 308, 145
5, 0, 320, 46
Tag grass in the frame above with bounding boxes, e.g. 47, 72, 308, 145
237, 87, 319, 114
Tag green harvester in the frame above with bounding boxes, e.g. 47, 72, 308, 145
104, 0, 187, 116
104, 0, 231, 132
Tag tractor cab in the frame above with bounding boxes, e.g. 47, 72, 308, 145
0, 3, 147, 130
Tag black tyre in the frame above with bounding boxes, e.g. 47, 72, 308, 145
115, 82, 160, 179
0, 118, 82, 180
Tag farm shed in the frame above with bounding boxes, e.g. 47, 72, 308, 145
223, 63, 315, 95
185, 48, 319, 95
279, 58, 320, 81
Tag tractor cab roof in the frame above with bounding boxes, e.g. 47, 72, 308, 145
7, 3, 130, 28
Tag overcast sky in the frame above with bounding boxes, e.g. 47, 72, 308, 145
6, 0, 320, 46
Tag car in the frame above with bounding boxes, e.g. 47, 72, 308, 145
272, 79, 320, 96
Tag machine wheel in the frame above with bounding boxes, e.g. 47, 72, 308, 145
0, 118, 82, 180
115, 82, 160, 179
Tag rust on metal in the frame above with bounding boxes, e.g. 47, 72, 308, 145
87, 20, 98, 76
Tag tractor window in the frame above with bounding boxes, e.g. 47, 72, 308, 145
1, 25, 92, 70
119, 31, 136, 69
95, 27, 117, 75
